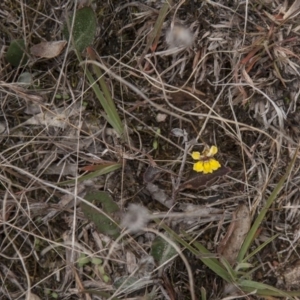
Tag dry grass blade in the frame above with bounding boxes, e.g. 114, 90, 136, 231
283, 0, 300, 20
138, 0, 173, 65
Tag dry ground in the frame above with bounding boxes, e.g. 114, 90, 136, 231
1, 0, 300, 299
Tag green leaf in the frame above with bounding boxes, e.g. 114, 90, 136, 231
51, 292, 58, 299
102, 274, 110, 283
98, 265, 111, 283
150, 235, 177, 266
91, 257, 102, 265
84, 47, 124, 137
63, 7, 97, 52
242, 234, 279, 263
58, 163, 121, 185
219, 257, 237, 281
235, 262, 253, 272
156, 221, 232, 282
201, 287, 207, 300
240, 280, 294, 299
192, 240, 232, 282
5, 39, 28, 67
81, 191, 120, 238
77, 253, 90, 267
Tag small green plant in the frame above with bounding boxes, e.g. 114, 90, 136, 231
84, 47, 124, 137
77, 253, 90, 268
44, 288, 59, 299
63, 6, 124, 138
77, 253, 111, 283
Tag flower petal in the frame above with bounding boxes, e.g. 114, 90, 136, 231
191, 151, 201, 160
193, 161, 204, 172
203, 161, 213, 174
207, 146, 218, 156
209, 159, 221, 171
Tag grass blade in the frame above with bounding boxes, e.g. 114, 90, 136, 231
237, 147, 299, 262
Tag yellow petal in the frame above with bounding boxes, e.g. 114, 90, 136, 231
203, 161, 213, 174
191, 151, 201, 160
207, 145, 218, 156
193, 161, 204, 172
209, 159, 221, 171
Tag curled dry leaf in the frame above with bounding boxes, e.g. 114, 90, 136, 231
145, 183, 173, 208
30, 40, 67, 58
126, 251, 137, 274
23, 103, 84, 129
143, 166, 161, 183
218, 204, 251, 265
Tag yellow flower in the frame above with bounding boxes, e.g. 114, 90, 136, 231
191, 146, 221, 174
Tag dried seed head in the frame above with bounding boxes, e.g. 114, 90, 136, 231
121, 204, 149, 233
165, 25, 194, 48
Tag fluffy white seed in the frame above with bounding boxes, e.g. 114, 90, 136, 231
165, 25, 194, 48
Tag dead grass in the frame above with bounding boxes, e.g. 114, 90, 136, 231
1, 0, 300, 299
